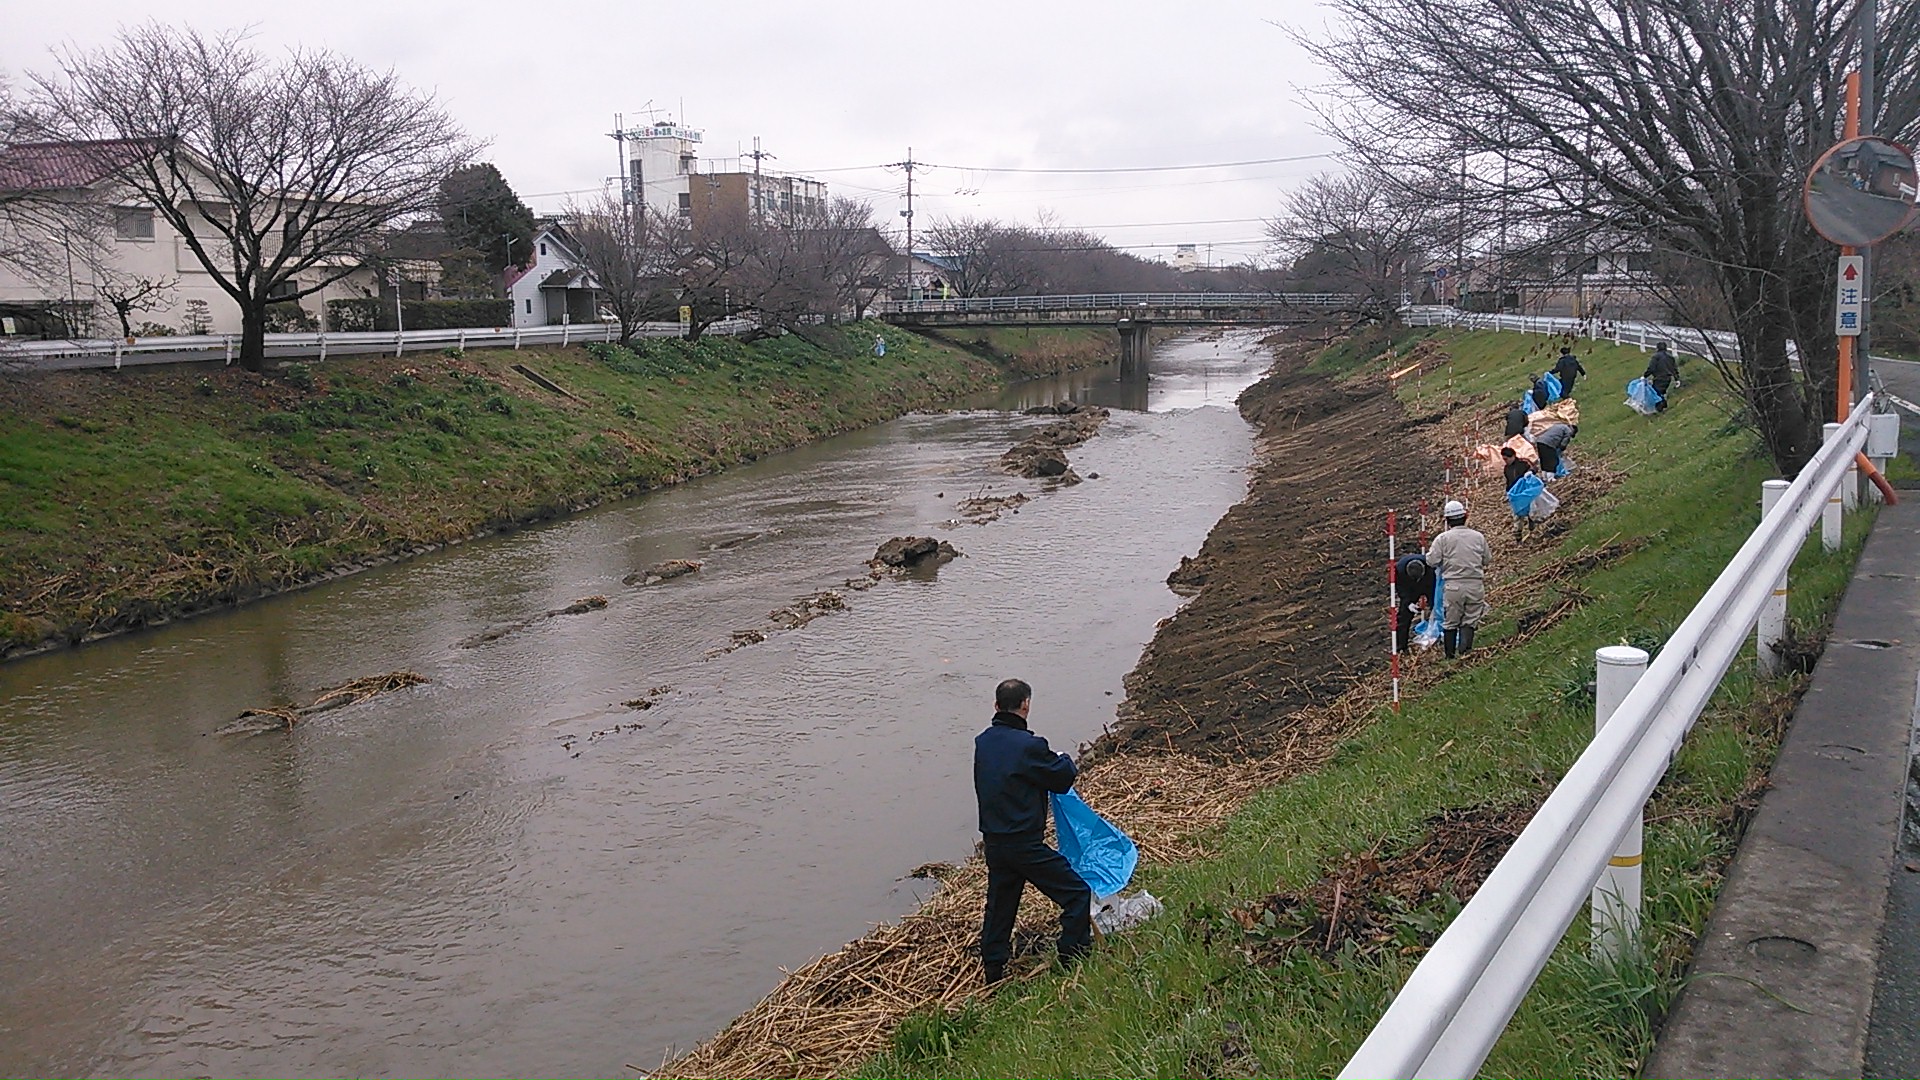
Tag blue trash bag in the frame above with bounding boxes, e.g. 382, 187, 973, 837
1508, 472, 1546, 517
1412, 570, 1445, 648
1554, 455, 1572, 478
1625, 377, 1663, 416
1520, 391, 1540, 414
1049, 789, 1138, 899
1540, 371, 1563, 403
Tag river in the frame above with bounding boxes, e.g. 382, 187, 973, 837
0, 329, 1274, 1077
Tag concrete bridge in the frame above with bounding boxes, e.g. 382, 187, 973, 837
876, 292, 1355, 373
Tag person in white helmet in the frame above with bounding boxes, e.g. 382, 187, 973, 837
1425, 499, 1490, 658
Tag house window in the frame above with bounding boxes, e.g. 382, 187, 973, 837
114, 207, 155, 241
282, 221, 300, 257
539, 242, 547, 256
677, 192, 691, 210
267, 279, 300, 300
525, 298, 533, 314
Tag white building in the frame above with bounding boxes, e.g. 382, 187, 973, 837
1171, 244, 1200, 272
0, 139, 377, 337
504, 221, 601, 327
620, 120, 704, 219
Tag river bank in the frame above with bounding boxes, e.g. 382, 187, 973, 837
661, 329, 1870, 1079
0, 322, 1112, 660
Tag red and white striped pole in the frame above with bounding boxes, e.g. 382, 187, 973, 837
1387, 511, 1401, 712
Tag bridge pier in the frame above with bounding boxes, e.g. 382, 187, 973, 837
1117, 319, 1152, 377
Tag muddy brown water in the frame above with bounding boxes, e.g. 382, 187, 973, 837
0, 330, 1273, 1077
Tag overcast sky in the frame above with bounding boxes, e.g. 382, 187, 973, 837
3, 1, 1344, 266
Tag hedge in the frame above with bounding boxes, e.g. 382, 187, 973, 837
326, 298, 512, 332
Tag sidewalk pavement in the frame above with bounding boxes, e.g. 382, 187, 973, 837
1644, 495, 1920, 1077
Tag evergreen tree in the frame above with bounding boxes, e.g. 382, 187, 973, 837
439, 163, 536, 276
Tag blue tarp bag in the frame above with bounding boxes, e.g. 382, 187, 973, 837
1625, 377, 1662, 415
1508, 472, 1546, 517
1411, 570, 1444, 648
1554, 455, 1572, 478
1541, 371, 1563, 403
1049, 790, 1138, 899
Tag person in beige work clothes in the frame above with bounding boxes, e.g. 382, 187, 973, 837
1426, 499, 1490, 658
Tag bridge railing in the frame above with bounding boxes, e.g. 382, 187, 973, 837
1338, 398, 1877, 1079
879, 292, 1357, 315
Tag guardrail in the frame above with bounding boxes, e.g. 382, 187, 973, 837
879, 291, 1357, 314
0, 317, 756, 372
1339, 399, 1878, 1078
1401, 305, 1736, 361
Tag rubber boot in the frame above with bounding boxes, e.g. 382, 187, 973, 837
1458, 626, 1476, 655
1443, 628, 1458, 659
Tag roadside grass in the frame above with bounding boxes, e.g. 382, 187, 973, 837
862, 329, 1870, 1079
1305, 319, 1430, 376
0, 321, 1026, 653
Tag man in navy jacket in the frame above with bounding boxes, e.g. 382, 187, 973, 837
974, 678, 1091, 984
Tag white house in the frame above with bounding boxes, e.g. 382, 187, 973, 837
0, 139, 381, 338
504, 221, 602, 328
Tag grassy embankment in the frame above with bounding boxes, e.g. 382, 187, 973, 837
0, 321, 1116, 658
919, 326, 1134, 379
863, 329, 1873, 1078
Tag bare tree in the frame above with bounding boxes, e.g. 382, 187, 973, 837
1304, 0, 1920, 472
796, 198, 898, 321
568, 194, 674, 345
656, 208, 759, 341
31, 25, 480, 370
95, 273, 176, 339
923, 217, 1049, 297
1267, 171, 1459, 324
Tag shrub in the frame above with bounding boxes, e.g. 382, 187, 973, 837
279, 362, 316, 390
614, 402, 640, 419
194, 377, 216, 397
482, 393, 514, 416
325, 297, 511, 332
263, 302, 317, 333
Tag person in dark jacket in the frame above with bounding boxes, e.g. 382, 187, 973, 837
1530, 377, 1552, 411
1393, 552, 1436, 651
1534, 422, 1576, 475
1645, 344, 1679, 411
1504, 403, 1531, 439
1502, 446, 1542, 539
974, 678, 1090, 984
1552, 347, 1588, 397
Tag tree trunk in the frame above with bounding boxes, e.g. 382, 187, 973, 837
239, 302, 267, 373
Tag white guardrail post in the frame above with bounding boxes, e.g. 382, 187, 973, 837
1823, 422, 1844, 551
1338, 400, 1874, 1080
1591, 645, 1648, 961
1758, 479, 1791, 678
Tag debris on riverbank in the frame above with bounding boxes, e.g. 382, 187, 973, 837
454, 595, 609, 649
625, 559, 704, 586
956, 492, 1030, 524
216, 670, 429, 735
1234, 801, 1536, 963
706, 589, 851, 658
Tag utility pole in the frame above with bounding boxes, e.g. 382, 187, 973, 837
745, 136, 776, 225
610, 113, 630, 221
1856, 0, 1878, 409
887, 148, 918, 299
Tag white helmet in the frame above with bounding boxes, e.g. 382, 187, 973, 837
1443, 499, 1467, 520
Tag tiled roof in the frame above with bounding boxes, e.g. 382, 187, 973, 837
0, 139, 162, 192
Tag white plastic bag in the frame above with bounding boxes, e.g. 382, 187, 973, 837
1092, 890, 1163, 934
1529, 487, 1561, 520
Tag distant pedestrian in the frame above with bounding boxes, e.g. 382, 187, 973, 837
1645, 343, 1679, 412
873, 334, 887, 358
1533, 422, 1576, 475
1393, 552, 1436, 652
1552, 347, 1588, 397
974, 679, 1091, 985
1504, 403, 1531, 439
1426, 500, 1490, 658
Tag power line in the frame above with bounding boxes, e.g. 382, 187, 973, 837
792, 151, 1335, 176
